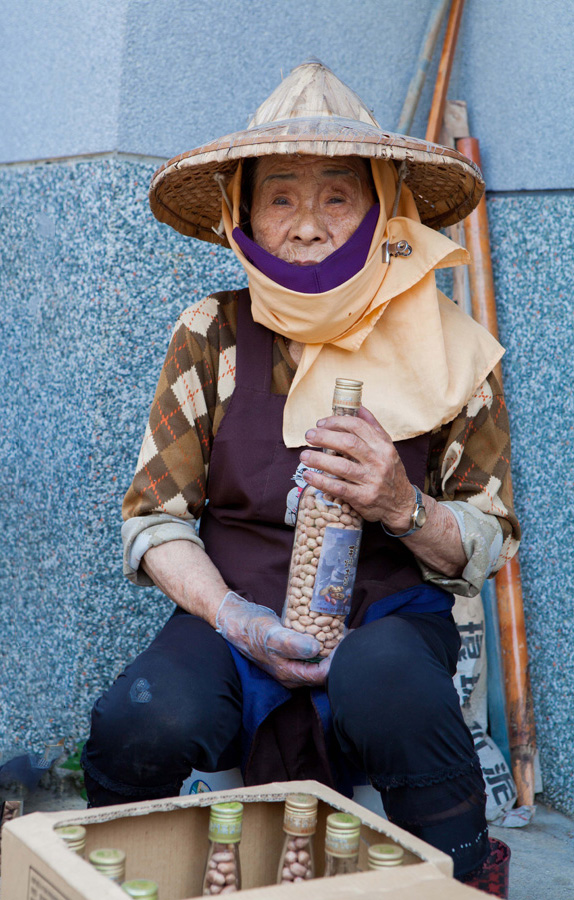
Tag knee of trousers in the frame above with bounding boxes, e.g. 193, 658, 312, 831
86, 657, 242, 786
328, 618, 457, 748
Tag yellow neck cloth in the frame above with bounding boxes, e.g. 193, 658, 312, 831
223, 158, 503, 447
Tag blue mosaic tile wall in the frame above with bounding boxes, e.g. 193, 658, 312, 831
488, 193, 574, 814
1, 158, 573, 814
0, 157, 246, 764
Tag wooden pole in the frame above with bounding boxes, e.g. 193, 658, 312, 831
425, 0, 465, 144
456, 136, 537, 806
397, 0, 451, 134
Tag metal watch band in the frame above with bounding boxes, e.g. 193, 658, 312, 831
380, 484, 425, 538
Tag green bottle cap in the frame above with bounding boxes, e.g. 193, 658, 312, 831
325, 813, 361, 858
368, 843, 405, 868
121, 880, 159, 899
283, 794, 318, 835
208, 802, 244, 843
89, 847, 126, 881
54, 824, 86, 854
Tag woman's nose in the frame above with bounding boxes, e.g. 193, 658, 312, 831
289, 206, 327, 243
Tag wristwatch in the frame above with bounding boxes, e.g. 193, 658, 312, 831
381, 485, 427, 538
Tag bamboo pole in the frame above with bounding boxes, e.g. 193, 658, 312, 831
425, 0, 465, 144
397, 0, 451, 134
456, 136, 537, 806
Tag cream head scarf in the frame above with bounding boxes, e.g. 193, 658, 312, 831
222, 158, 503, 447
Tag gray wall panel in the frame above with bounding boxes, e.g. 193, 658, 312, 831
0, 0, 128, 161
2, 1, 573, 189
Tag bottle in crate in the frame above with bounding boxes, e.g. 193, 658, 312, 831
202, 801, 243, 895
122, 880, 159, 899
367, 843, 404, 869
323, 812, 361, 876
89, 847, 126, 882
282, 379, 364, 658
54, 824, 86, 857
277, 793, 318, 884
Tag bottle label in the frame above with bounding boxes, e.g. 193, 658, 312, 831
310, 526, 362, 616
325, 832, 360, 858
284, 810, 317, 835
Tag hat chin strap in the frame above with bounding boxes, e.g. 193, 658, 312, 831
212, 172, 233, 237
391, 162, 408, 220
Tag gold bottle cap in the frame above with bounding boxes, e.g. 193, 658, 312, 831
54, 824, 86, 854
367, 843, 405, 868
89, 847, 126, 879
208, 801, 244, 843
325, 812, 361, 858
333, 378, 363, 410
121, 880, 159, 899
283, 793, 318, 835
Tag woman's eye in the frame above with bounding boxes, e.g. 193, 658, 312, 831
327, 196, 346, 204
272, 197, 289, 206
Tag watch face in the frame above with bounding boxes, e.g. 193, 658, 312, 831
414, 506, 427, 528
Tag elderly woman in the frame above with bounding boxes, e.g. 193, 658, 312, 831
82, 61, 518, 893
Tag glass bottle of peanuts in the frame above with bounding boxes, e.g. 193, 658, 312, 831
367, 843, 404, 869
122, 880, 159, 899
323, 812, 361, 876
277, 793, 318, 884
202, 802, 243, 895
282, 378, 364, 658
89, 848, 126, 882
54, 824, 86, 857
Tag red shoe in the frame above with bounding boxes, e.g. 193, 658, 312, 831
460, 837, 510, 898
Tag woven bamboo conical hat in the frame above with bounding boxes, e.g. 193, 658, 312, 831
149, 59, 484, 246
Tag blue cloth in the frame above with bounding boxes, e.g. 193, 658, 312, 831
227, 584, 453, 788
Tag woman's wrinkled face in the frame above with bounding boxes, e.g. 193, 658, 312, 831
250, 156, 375, 265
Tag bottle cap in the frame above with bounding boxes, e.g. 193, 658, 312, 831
208, 801, 244, 843
89, 847, 126, 880
325, 812, 361, 858
54, 824, 86, 855
283, 793, 318, 835
333, 378, 363, 410
121, 880, 159, 899
367, 843, 405, 868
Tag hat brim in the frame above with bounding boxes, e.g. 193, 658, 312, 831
149, 116, 484, 247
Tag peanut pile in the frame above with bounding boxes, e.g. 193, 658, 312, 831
280, 836, 314, 883
282, 488, 361, 657
204, 845, 239, 895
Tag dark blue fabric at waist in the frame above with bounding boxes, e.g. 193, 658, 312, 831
362, 583, 453, 624
228, 584, 454, 780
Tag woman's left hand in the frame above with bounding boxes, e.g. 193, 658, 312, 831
300, 407, 416, 534
300, 407, 468, 578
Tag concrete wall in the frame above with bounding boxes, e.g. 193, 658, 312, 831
3, 0, 573, 188
1, 0, 128, 159
2, 1, 574, 814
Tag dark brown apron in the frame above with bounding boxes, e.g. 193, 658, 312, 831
200, 288, 430, 628
199, 289, 432, 786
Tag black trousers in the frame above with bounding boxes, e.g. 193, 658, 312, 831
83, 610, 488, 878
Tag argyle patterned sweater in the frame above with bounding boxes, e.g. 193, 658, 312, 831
123, 291, 520, 591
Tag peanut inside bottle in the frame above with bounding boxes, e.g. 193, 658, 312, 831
281, 379, 364, 658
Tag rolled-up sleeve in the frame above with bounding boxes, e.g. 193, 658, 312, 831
122, 514, 205, 585
422, 372, 521, 596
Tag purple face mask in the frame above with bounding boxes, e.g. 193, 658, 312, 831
232, 204, 380, 294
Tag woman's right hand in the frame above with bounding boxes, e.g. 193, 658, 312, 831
215, 591, 332, 688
